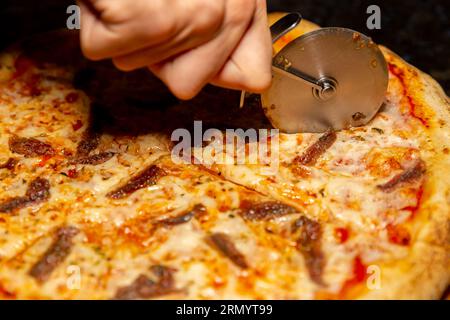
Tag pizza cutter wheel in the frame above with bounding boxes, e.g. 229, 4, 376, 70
261, 12, 389, 133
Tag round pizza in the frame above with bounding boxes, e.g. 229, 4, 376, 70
0, 14, 448, 299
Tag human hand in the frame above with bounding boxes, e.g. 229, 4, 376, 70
78, 0, 272, 99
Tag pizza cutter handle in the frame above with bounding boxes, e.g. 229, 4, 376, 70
270, 12, 303, 44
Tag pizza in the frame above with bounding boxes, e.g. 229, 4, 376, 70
0, 14, 448, 299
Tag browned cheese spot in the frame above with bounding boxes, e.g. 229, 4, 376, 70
9, 135, 55, 158
208, 233, 248, 269
107, 165, 167, 199
113, 265, 177, 300
29, 226, 79, 283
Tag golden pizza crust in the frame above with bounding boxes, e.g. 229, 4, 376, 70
268, 12, 320, 54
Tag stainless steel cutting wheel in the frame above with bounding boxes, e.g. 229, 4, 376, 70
262, 26, 389, 133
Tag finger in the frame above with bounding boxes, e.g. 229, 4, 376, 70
149, 0, 257, 100
77, 0, 101, 57
211, 0, 272, 93
79, 0, 181, 60
112, 20, 218, 71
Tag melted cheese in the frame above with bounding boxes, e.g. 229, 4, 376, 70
0, 37, 438, 300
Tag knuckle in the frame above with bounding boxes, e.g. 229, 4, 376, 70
192, 1, 224, 33
248, 72, 272, 92
172, 86, 198, 100
101, 3, 128, 22
228, 0, 256, 25
152, 16, 178, 40
112, 57, 134, 72
80, 35, 102, 61
134, 0, 178, 42
167, 78, 201, 100
240, 0, 258, 14
80, 44, 95, 60
244, 60, 273, 92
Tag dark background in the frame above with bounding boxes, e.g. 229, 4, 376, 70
1, 0, 449, 94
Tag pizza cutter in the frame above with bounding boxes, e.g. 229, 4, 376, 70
260, 12, 389, 133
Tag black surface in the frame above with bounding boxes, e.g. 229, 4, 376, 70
1, 0, 449, 94
0, 300, 445, 318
